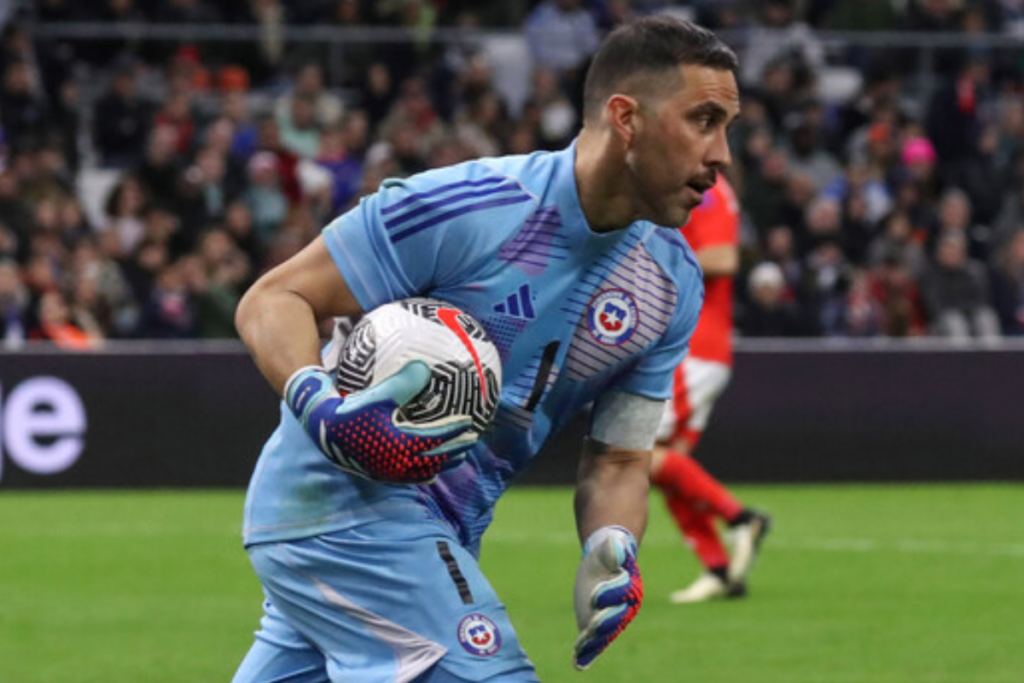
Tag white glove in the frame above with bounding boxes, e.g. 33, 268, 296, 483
572, 526, 644, 670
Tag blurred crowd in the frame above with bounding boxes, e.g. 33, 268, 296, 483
2, 0, 1024, 348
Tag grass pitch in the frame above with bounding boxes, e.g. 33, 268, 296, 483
1, 485, 1022, 683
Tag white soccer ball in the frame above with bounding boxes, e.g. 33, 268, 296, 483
335, 298, 502, 434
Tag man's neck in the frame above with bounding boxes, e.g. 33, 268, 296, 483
574, 128, 640, 233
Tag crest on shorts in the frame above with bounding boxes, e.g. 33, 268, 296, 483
587, 288, 639, 346
457, 613, 502, 656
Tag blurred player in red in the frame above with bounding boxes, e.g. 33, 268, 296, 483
651, 175, 772, 603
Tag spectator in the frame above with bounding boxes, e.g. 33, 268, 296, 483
926, 57, 992, 164
941, 124, 1005, 226
93, 64, 151, 169
783, 112, 843, 194
744, 148, 791, 237
594, 0, 639, 31
991, 161, 1024, 247
0, 170, 32, 261
739, 261, 808, 337
222, 200, 262, 265
242, 151, 288, 246
136, 125, 183, 209
921, 231, 1001, 339
525, 68, 578, 150
101, 175, 148, 257
0, 61, 49, 150
22, 251, 62, 298
69, 237, 138, 337
221, 89, 259, 161
278, 94, 322, 159
190, 228, 251, 338
844, 268, 885, 336
358, 63, 396, 131
274, 63, 344, 133
0, 258, 28, 346
0, 220, 18, 263
804, 238, 852, 335
28, 289, 100, 349
990, 230, 1024, 335
935, 187, 992, 261
379, 76, 446, 164
199, 119, 248, 199
253, 115, 302, 203
869, 250, 928, 337
339, 108, 370, 162
867, 210, 928, 278
453, 89, 505, 159
899, 134, 942, 208
121, 237, 169, 304
804, 196, 844, 254
152, 91, 196, 157
524, 0, 600, 81
315, 123, 363, 215
741, 0, 825, 92
762, 224, 805, 298
135, 260, 196, 338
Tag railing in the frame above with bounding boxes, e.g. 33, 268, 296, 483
28, 22, 1024, 97
29, 22, 1024, 48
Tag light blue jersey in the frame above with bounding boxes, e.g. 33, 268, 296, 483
243, 142, 704, 555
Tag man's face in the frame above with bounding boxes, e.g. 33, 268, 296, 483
626, 64, 739, 227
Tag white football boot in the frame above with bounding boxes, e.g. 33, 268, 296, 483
669, 572, 731, 604
727, 510, 772, 588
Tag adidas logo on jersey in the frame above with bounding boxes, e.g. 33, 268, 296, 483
493, 284, 536, 320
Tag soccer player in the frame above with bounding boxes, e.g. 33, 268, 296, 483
651, 175, 772, 604
232, 17, 740, 683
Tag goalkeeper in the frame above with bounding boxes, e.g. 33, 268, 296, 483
232, 16, 740, 683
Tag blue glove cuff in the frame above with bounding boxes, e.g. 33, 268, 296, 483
284, 366, 337, 426
582, 525, 637, 558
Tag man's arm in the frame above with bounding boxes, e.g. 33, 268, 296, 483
235, 235, 363, 396
574, 438, 650, 544
696, 243, 739, 279
571, 391, 664, 670
234, 235, 473, 483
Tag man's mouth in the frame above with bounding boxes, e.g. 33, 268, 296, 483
687, 176, 715, 194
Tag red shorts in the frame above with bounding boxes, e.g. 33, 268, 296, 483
656, 357, 732, 448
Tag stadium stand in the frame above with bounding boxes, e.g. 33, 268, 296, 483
3, 0, 1024, 347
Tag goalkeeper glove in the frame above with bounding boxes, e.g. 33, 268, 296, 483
285, 361, 476, 484
572, 525, 644, 670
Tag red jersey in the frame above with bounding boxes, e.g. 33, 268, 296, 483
680, 176, 740, 365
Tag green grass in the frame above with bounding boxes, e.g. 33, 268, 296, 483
1, 485, 1022, 682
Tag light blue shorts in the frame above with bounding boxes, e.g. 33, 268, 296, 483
231, 517, 539, 683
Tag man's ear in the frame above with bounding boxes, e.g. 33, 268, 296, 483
606, 94, 642, 145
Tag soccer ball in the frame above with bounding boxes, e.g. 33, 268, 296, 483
335, 298, 502, 435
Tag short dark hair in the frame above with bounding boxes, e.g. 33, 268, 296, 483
582, 16, 738, 121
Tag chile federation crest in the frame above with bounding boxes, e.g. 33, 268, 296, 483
587, 288, 639, 346
457, 613, 502, 656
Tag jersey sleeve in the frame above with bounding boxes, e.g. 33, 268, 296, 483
608, 269, 704, 400
682, 178, 740, 251
321, 164, 538, 311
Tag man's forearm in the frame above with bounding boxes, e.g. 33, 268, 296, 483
574, 438, 651, 546
697, 244, 739, 278
236, 283, 325, 396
